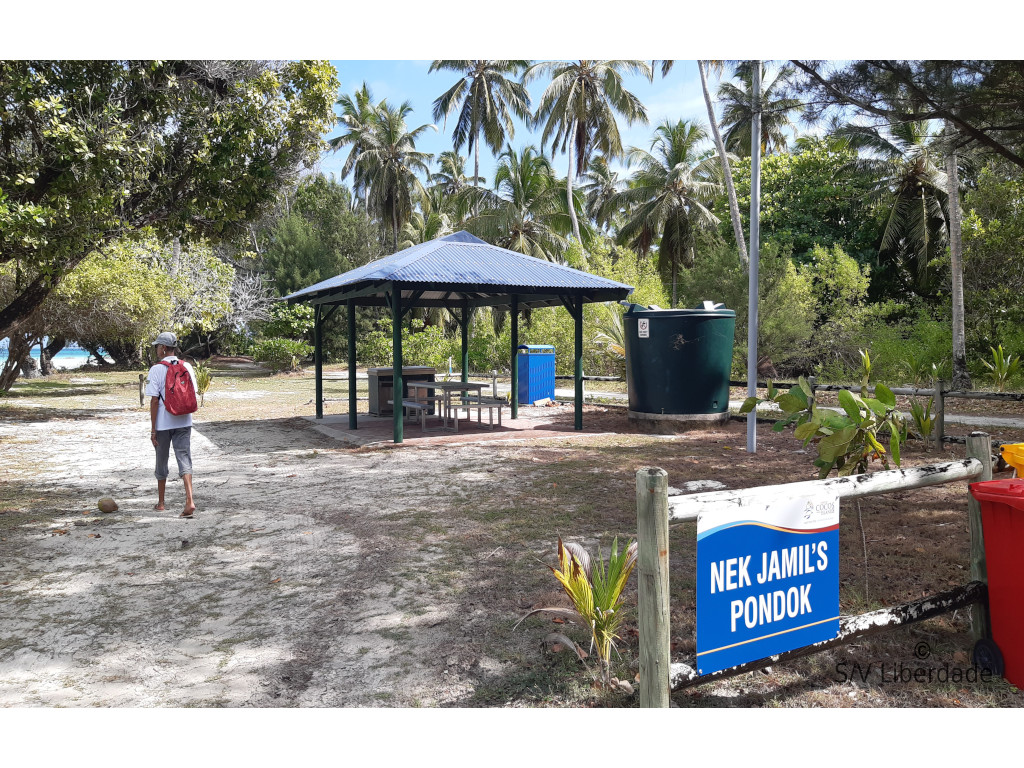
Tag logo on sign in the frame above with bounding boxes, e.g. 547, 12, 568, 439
638, 318, 650, 338
696, 493, 840, 676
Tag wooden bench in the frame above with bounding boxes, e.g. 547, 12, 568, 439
388, 396, 447, 433
452, 396, 505, 430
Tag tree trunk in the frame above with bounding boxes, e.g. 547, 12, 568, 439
44, 336, 66, 361
699, 60, 748, 271
0, 334, 32, 392
566, 127, 582, 244
82, 343, 112, 367
104, 340, 144, 367
474, 132, 480, 218
392, 205, 399, 253
671, 253, 678, 309
170, 236, 181, 277
946, 135, 972, 390
39, 345, 55, 376
0, 271, 70, 343
39, 333, 65, 376
21, 354, 41, 379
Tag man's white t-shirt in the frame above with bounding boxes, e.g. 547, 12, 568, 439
145, 356, 199, 431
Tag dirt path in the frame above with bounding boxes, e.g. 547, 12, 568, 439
0, 410, 526, 707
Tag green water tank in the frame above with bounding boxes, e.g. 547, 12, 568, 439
624, 302, 736, 425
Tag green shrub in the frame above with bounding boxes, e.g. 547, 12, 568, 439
249, 337, 313, 372
678, 240, 817, 376
259, 303, 316, 340
850, 307, 951, 385
800, 243, 875, 374
741, 377, 906, 478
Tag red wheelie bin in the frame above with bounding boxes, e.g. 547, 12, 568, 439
968, 478, 1024, 688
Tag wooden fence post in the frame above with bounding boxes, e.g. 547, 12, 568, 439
807, 375, 817, 411
932, 377, 946, 452
637, 467, 671, 708
965, 432, 992, 642
138, 374, 145, 407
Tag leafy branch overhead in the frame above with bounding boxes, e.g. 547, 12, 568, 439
740, 376, 907, 478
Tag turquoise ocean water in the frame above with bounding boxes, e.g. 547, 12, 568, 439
0, 347, 98, 369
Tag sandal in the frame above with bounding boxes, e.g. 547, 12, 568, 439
179, 511, 194, 518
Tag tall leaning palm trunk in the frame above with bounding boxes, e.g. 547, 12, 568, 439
566, 129, 582, 242
699, 60, 747, 271
945, 127, 972, 390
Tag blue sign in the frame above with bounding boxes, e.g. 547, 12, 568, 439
696, 494, 840, 676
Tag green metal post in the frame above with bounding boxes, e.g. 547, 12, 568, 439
347, 299, 357, 430
574, 299, 583, 430
314, 304, 323, 419
391, 288, 403, 444
510, 295, 519, 420
461, 302, 469, 385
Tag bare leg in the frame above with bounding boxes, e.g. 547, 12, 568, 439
181, 474, 196, 517
155, 479, 166, 511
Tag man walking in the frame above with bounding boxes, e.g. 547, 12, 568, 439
145, 332, 198, 518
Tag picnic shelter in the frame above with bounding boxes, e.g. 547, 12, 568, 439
284, 231, 633, 443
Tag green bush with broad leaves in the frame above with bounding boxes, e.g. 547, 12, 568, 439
741, 376, 906, 478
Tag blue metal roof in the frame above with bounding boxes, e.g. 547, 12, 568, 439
283, 232, 633, 307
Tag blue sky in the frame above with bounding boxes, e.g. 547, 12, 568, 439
320, 60, 723, 187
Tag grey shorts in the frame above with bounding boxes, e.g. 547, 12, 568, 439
155, 427, 193, 479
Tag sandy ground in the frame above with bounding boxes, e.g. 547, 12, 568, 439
0, 409, 523, 707
2, 374, 1021, 709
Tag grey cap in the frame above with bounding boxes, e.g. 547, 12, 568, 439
152, 332, 178, 348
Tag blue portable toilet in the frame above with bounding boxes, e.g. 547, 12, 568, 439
518, 344, 555, 404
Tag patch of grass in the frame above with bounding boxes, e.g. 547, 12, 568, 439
467, 652, 598, 707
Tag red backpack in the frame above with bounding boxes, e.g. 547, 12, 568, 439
159, 360, 198, 415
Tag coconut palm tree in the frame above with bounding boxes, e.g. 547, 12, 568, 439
429, 61, 531, 213
398, 209, 453, 251
429, 150, 482, 196
427, 150, 480, 226
718, 62, 802, 157
612, 120, 723, 307
837, 119, 949, 297
526, 60, 651, 243
580, 155, 626, 232
356, 101, 435, 251
466, 144, 578, 262
656, 60, 748, 270
327, 83, 384, 209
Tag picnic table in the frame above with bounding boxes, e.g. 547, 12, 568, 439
396, 380, 504, 433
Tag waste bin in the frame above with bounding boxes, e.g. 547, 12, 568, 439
1002, 443, 1024, 475
968, 478, 1024, 687
517, 345, 555, 405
